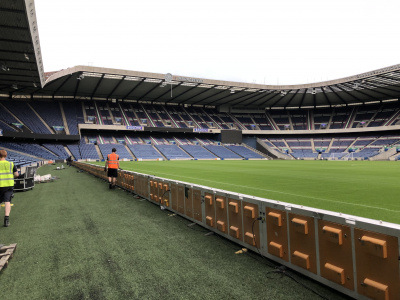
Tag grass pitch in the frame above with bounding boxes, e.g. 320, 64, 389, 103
94, 160, 400, 224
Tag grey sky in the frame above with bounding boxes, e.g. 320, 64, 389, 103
35, 0, 400, 85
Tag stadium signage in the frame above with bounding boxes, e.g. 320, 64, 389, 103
193, 128, 211, 133
176, 76, 203, 83
126, 126, 144, 131
355, 64, 400, 79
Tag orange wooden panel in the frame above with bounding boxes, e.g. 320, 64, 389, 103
318, 220, 354, 290
205, 193, 215, 228
242, 202, 259, 248
228, 199, 242, 241
324, 263, 345, 285
289, 213, 317, 274
170, 183, 178, 211
266, 208, 289, 262
192, 189, 202, 222
215, 196, 227, 234
177, 186, 185, 214
355, 228, 399, 300
184, 187, 193, 218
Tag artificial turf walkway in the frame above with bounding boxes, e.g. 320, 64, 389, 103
0, 163, 350, 300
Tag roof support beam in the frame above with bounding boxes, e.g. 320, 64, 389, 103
334, 84, 363, 103
212, 90, 260, 107
191, 89, 231, 105
73, 73, 82, 98
182, 88, 222, 104
106, 76, 126, 99
364, 80, 400, 94
342, 82, 393, 99
121, 79, 144, 99
0, 8, 25, 13
326, 86, 347, 105
165, 84, 204, 102
51, 74, 72, 97
90, 74, 105, 99
283, 90, 300, 108
152, 82, 182, 102
138, 83, 160, 101
320, 88, 332, 106
258, 92, 282, 108
0, 38, 31, 44
0, 24, 29, 31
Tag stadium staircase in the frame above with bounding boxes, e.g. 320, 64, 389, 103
370, 147, 397, 161
256, 138, 293, 160
95, 144, 103, 160
125, 145, 136, 159
228, 113, 246, 130
242, 143, 270, 159
59, 102, 70, 134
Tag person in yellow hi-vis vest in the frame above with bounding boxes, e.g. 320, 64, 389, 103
104, 148, 119, 189
0, 149, 19, 227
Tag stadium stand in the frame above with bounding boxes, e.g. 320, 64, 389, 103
225, 145, 264, 159
30, 101, 64, 132
155, 145, 192, 160
204, 145, 242, 159
128, 144, 163, 160
2, 101, 52, 134
98, 144, 133, 160
180, 145, 217, 159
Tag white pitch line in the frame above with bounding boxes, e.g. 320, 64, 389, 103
136, 169, 400, 213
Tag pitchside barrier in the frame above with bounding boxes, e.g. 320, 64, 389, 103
73, 162, 400, 300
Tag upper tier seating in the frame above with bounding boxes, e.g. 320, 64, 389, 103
62, 101, 84, 135
30, 101, 64, 132
0, 104, 19, 132
2, 101, 51, 134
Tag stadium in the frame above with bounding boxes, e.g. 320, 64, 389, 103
1, 1, 400, 299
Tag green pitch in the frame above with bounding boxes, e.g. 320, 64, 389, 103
93, 160, 400, 224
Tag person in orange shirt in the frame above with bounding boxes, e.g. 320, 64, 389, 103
105, 148, 119, 189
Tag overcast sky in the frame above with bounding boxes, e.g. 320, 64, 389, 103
35, 0, 400, 85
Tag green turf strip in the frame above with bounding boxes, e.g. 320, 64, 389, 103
0, 163, 350, 299
96, 160, 400, 225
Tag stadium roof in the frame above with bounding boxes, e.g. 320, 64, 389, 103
0, 0, 45, 93
40, 65, 400, 109
1, 0, 400, 109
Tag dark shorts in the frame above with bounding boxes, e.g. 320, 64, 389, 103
0, 187, 14, 203
107, 168, 118, 178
